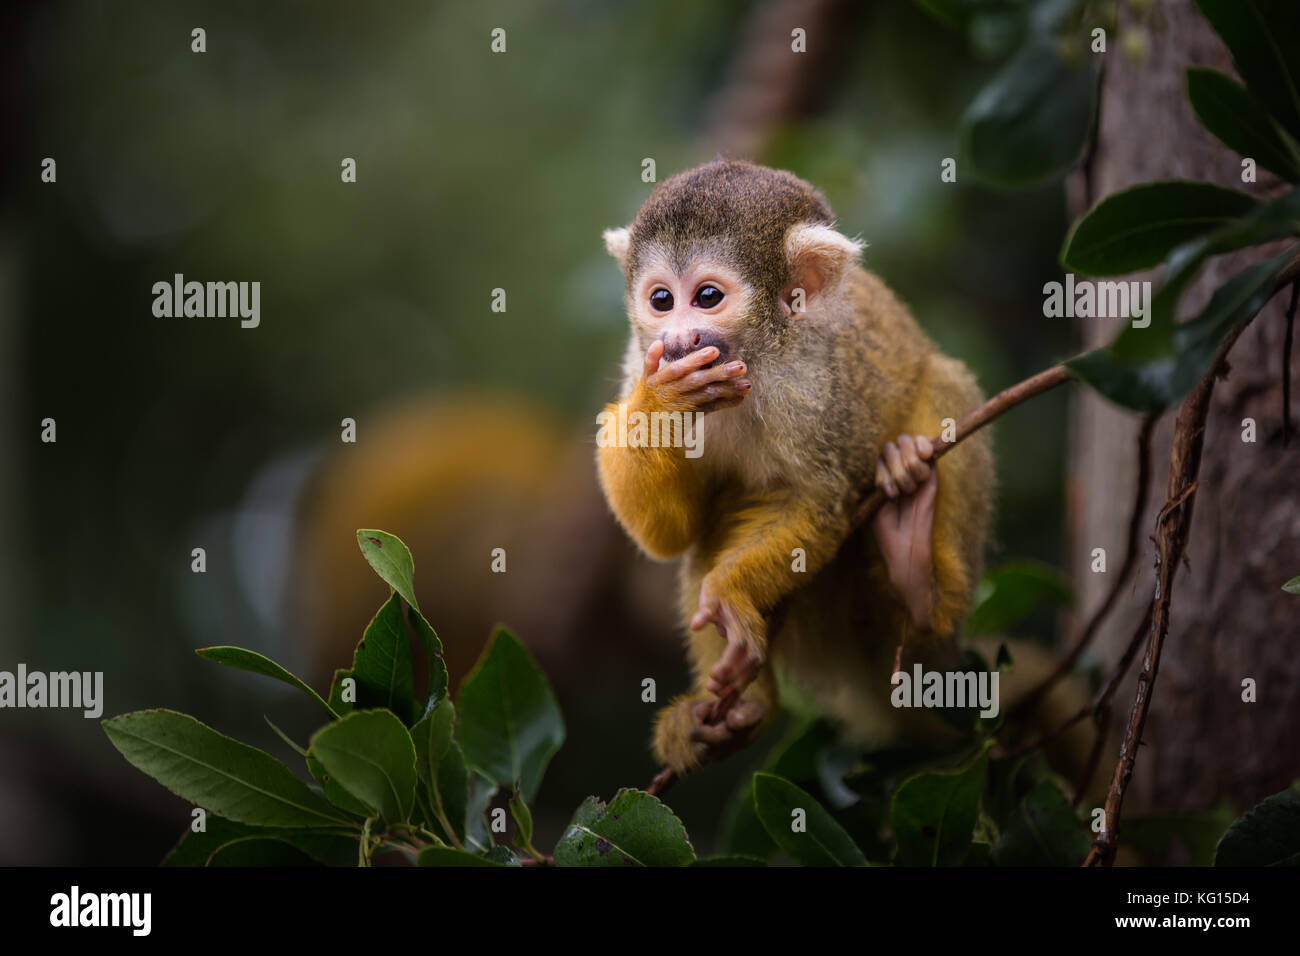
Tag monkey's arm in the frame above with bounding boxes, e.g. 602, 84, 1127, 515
692, 490, 850, 696
596, 379, 708, 560
597, 341, 749, 559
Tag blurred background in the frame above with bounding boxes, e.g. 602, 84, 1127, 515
0, 0, 1076, 864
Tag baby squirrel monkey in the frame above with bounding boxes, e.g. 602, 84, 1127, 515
597, 160, 993, 775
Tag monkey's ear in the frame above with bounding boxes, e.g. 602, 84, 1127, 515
782, 222, 865, 316
603, 227, 631, 272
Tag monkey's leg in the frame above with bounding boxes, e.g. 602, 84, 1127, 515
652, 624, 779, 774
691, 495, 848, 699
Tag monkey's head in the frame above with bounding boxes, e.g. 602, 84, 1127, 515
603, 160, 865, 369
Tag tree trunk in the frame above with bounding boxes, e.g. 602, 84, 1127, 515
1068, 0, 1300, 824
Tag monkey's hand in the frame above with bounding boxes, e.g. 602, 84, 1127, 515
638, 340, 750, 414
691, 577, 765, 699
652, 693, 767, 774
872, 434, 937, 630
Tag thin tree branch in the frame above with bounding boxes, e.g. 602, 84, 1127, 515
1083, 330, 1243, 867
1084, 252, 1300, 865
847, 365, 1073, 532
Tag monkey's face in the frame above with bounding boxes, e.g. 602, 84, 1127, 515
604, 162, 867, 375
626, 245, 756, 368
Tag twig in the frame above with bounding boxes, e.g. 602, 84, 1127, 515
646, 767, 677, 799
1083, 252, 1300, 865
1083, 328, 1244, 867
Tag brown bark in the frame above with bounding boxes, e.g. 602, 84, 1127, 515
1068, 0, 1300, 825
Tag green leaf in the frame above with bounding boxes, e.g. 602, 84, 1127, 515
103, 709, 348, 828
719, 778, 777, 860
991, 779, 1090, 865
164, 816, 357, 867
308, 710, 417, 824
350, 594, 418, 726
1187, 68, 1300, 183
327, 669, 355, 717
966, 560, 1073, 637
995, 643, 1013, 670
485, 845, 523, 866
465, 772, 498, 852
891, 751, 988, 866
1061, 181, 1259, 276
1195, 0, 1300, 145
357, 529, 420, 611
408, 605, 449, 716
509, 789, 534, 850
306, 753, 373, 817
1150, 190, 1300, 333
958, 40, 1095, 188
1283, 575, 1300, 594
1215, 785, 1300, 866
434, 744, 471, 844
209, 839, 320, 866
411, 700, 468, 844
412, 698, 455, 773
418, 846, 508, 867
554, 790, 696, 867
195, 646, 338, 719
1070, 243, 1300, 411
1069, 188, 1300, 414
752, 773, 867, 866
354, 528, 445, 718
456, 627, 565, 803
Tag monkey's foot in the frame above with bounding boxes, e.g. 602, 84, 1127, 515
690, 583, 765, 698
872, 433, 938, 630
652, 693, 767, 775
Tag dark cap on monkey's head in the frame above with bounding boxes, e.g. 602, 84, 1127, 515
625, 160, 836, 297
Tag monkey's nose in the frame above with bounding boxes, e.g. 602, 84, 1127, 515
662, 329, 730, 367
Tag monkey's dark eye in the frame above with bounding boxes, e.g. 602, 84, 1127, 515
694, 285, 724, 309
649, 289, 674, 312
